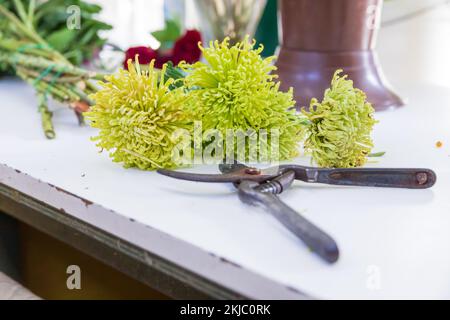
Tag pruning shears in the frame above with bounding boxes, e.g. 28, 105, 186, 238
158, 163, 436, 264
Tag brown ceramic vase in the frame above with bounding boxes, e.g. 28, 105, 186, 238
276, 0, 404, 111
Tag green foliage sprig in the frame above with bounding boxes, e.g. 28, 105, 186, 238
0, 1, 105, 139
0, 0, 111, 66
151, 18, 182, 51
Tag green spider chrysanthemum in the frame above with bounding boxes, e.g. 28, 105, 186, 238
181, 37, 305, 161
86, 59, 192, 170
302, 70, 377, 168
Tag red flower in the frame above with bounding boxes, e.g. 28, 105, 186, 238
123, 30, 202, 70
154, 53, 172, 69
123, 46, 157, 70
172, 30, 202, 65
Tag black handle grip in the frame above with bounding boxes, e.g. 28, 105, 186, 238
238, 182, 339, 264
263, 193, 339, 263
316, 168, 436, 189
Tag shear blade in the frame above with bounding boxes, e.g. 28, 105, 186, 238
157, 166, 278, 183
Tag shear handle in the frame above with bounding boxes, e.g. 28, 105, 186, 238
238, 181, 339, 263
285, 166, 437, 189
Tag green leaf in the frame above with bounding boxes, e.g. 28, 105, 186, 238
368, 152, 386, 157
31, 0, 111, 66
46, 28, 77, 52
64, 49, 83, 65
151, 19, 182, 50
164, 62, 186, 90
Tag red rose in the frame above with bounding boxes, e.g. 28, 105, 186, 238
154, 53, 172, 69
123, 46, 157, 70
172, 30, 202, 64
122, 30, 202, 70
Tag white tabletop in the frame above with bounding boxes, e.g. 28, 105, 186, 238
1, 2, 449, 299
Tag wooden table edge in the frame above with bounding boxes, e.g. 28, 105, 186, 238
0, 163, 310, 300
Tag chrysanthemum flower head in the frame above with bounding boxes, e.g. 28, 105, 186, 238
86, 59, 192, 170
302, 70, 377, 168
181, 37, 305, 161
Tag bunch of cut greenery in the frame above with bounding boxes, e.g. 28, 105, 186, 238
0, 0, 111, 68
0, 1, 106, 139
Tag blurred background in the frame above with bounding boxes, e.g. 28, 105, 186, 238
90, 0, 450, 91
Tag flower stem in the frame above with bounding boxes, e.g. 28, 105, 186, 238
0, 51, 98, 78
37, 93, 55, 139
